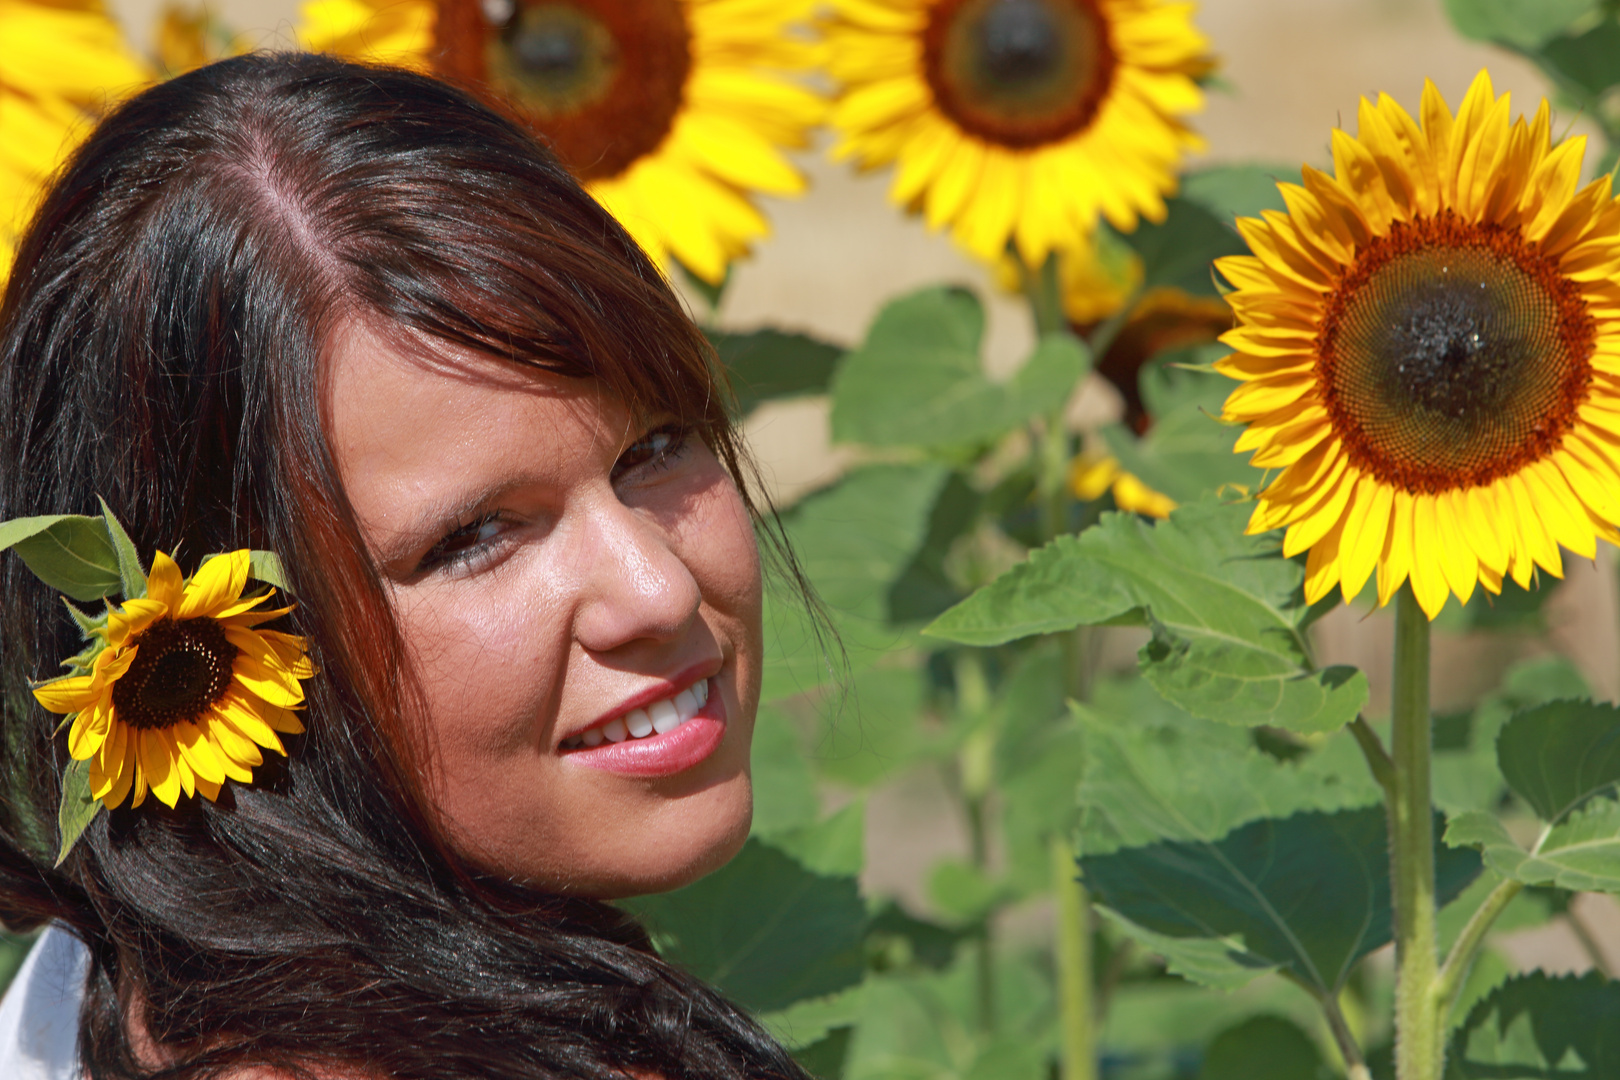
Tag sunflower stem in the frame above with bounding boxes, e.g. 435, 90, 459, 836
1053, 833, 1096, 1080
1390, 586, 1441, 1080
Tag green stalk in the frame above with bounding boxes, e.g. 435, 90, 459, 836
1052, 834, 1096, 1080
1390, 586, 1441, 1080
1022, 252, 1098, 1080
955, 653, 997, 1036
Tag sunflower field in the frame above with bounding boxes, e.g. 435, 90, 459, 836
9, 0, 1620, 1077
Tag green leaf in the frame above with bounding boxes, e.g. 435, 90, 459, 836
55, 758, 102, 866
1447, 799, 1620, 894
749, 702, 821, 838
1444, 0, 1601, 50
926, 501, 1368, 734
1084, 807, 1481, 995
768, 802, 866, 878
0, 515, 121, 602
1075, 679, 1382, 859
760, 985, 864, 1052
1496, 699, 1620, 824
95, 497, 146, 599
1179, 164, 1290, 226
803, 664, 939, 790
830, 287, 1089, 450
623, 836, 867, 1013
709, 328, 844, 415
1199, 1014, 1329, 1080
1538, 16, 1620, 98
1101, 352, 1263, 507
1116, 196, 1248, 297
926, 860, 1011, 925
1449, 971, 1620, 1076
761, 463, 947, 701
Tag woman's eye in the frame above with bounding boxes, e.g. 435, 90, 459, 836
614, 424, 690, 481
419, 514, 512, 574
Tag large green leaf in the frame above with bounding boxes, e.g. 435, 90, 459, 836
1448, 971, 1620, 1077
762, 463, 947, 701
0, 515, 121, 602
1075, 679, 1382, 860
1117, 195, 1249, 298
1443, 0, 1599, 49
830, 287, 1088, 450
1199, 1014, 1330, 1080
1447, 799, 1620, 894
624, 833, 867, 1013
709, 327, 843, 415
1496, 699, 1620, 824
1086, 807, 1480, 996
926, 501, 1368, 734
1538, 16, 1620, 99
1099, 352, 1263, 507
1433, 657, 1588, 817
1179, 164, 1290, 226
750, 702, 821, 838
805, 664, 943, 790
55, 758, 102, 866
842, 952, 1055, 1080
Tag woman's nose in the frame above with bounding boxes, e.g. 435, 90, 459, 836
570, 498, 702, 653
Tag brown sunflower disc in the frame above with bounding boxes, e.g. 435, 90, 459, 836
1317, 212, 1596, 494
111, 617, 241, 730
435, 0, 691, 181
922, 0, 1116, 150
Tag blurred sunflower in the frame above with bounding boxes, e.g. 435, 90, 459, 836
0, 0, 148, 278
825, 0, 1209, 265
1219, 71, 1620, 618
1070, 452, 1175, 517
34, 552, 313, 810
301, 0, 824, 284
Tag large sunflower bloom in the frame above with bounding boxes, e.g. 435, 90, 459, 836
34, 552, 313, 810
825, 0, 1208, 265
0, 0, 148, 278
301, 0, 824, 284
1218, 71, 1620, 619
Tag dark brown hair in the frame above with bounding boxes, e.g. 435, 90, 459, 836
0, 52, 808, 1080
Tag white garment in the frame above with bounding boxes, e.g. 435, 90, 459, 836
0, 926, 86, 1080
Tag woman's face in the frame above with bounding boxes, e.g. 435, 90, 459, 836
325, 319, 761, 897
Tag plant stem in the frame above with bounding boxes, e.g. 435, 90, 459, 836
1349, 715, 1396, 800
967, 789, 996, 1036
1319, 988, 1373, 1080
1434, 877, 1522, 1019
1022, 252, 1098, 1080
1052, 834, 1096, 1080
1390, 586, 1440, 1080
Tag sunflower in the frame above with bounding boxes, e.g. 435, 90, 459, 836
300, 0, 824, 284
0, 0, 148, 279
33, 551, 313, 810
1218, 70, 1620, 619
825, 0, 1209, 265
1070, 451, 1175, 517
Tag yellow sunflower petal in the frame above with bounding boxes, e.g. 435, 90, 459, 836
146, 551, 184, 610
177, 550, 249, 620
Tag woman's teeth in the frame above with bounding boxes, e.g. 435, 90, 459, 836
563, 679, 710, 750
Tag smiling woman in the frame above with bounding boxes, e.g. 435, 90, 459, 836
0, 52, 809, 1080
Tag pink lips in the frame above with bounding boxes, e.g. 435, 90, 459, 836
562, 679, 726, 778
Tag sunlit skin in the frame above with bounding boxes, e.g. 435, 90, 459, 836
324, 318, 761, 897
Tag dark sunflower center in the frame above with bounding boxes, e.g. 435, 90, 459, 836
924, 0, 1115, 149
111, 617, 239, 731
434, 0, 691, 182
1318, 213, 1595, 493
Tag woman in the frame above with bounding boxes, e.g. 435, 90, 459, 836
0, 52, 811, 1079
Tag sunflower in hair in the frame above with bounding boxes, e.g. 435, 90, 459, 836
824, 0, 1209, 264
34, 551, 313, 810
1219, 71, 1620, 618
300, 0, 824, 284
0, 0, 148, 277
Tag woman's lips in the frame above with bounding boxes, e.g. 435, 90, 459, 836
562, 678, 726, 778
